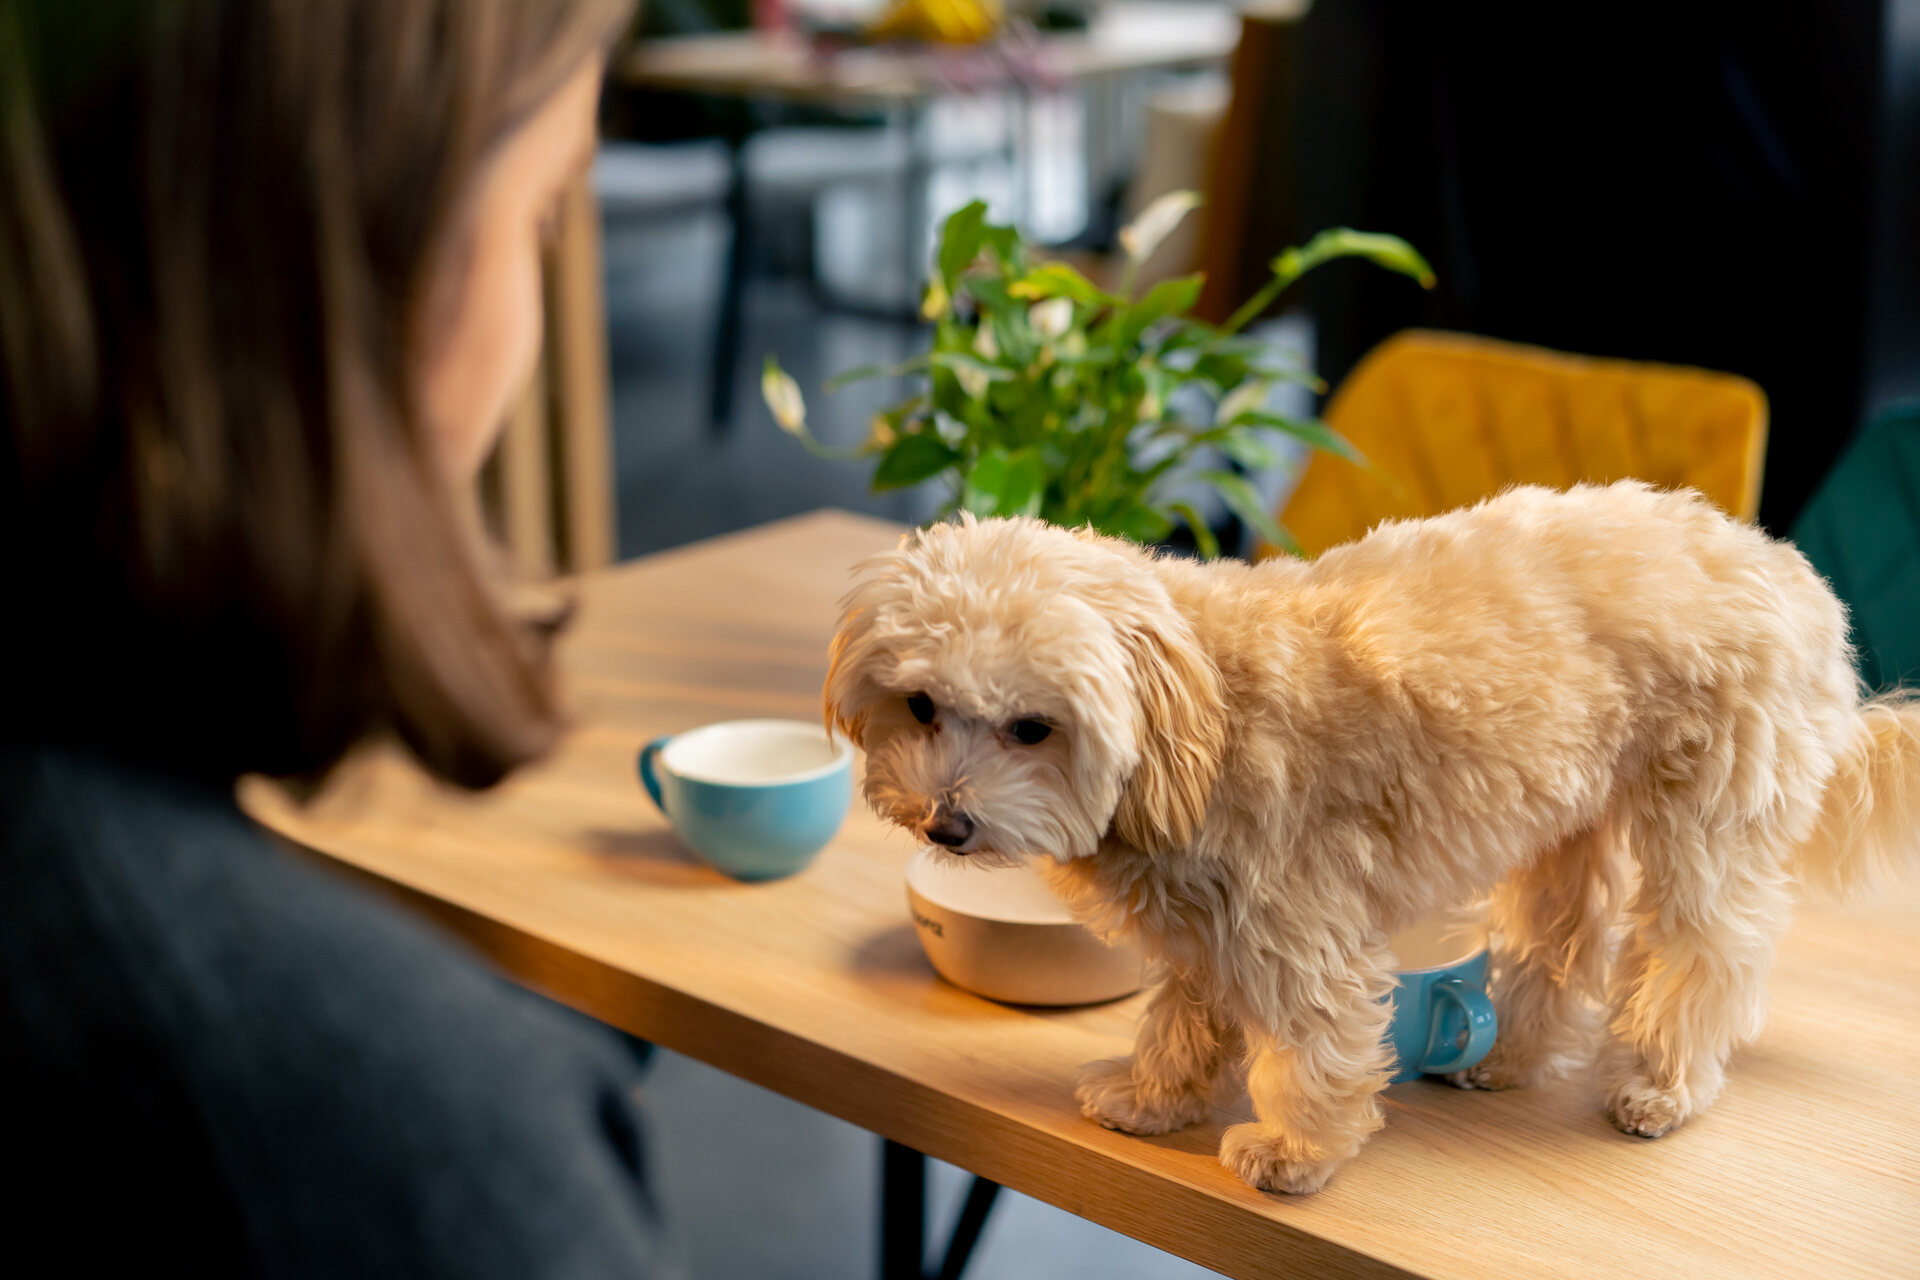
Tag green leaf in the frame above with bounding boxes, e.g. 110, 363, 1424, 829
1238, 411, 1369, 467
1007, 262, 1121, 308
965, 447, 1046, 517
1218, 229, 1434, 339
1151, 328, 1208, 361
1219, 427, 1286, 471
1166, 500, 1220, 559
964, 273, 1016, 313
1214, 378, 1270, 425
1273, 228, 1436, 291
927, 352, 1013, 382
1138, 361, 1178, 422
1112, 273, 1204, 347
981, 223, 1022, 268
872, 433, 961, 491
937, 201, 990, 290
1198, 468, 1299, 556
824, 353, 930, 391
1187, 351, 1251, 395
1248, 365, 1328, 393
996, 449, 1045, 516
961, 447, 1008, 515
987, 310, 1038, 367
1098, 500, 1175, 545
1208, 335, 1285, 358
1051, 344, 1118, 367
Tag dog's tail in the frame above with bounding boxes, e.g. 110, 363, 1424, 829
1791, 691, 1920, 897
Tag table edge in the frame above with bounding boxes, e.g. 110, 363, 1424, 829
286, 837, 1416, 1280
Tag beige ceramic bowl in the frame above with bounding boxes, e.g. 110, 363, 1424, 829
905, 847, 1149, 1006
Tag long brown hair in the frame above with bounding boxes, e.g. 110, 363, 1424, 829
0, 0, 631, 786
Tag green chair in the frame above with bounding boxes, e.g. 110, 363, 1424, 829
1792, 404, 1920, 690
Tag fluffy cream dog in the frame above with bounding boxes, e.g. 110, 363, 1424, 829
824, 481, 1920, 1194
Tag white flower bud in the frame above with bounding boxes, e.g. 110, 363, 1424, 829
1029, 296, 1073, 339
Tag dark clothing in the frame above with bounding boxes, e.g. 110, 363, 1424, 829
0, 743, 680, 1277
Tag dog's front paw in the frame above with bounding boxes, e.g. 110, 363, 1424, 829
1605, 1075, 1689, 1139
1075, 1056, 1211, 1136
1218, 1122, 1344, 1195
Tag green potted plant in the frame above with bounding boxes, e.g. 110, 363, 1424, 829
761, 194, 1432, 557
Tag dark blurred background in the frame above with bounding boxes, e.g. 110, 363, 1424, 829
1275, 0, 1919, 533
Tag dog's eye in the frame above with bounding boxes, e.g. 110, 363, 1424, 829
1009, 719, 1051, 745
907, 692, 936, 725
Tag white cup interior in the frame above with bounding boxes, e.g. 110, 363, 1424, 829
907, 847, 1076, 925
662, 719, 850, 786
1389, 917, 1485, 972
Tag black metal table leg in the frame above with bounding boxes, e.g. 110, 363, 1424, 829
933, 1174, 1001, 1280
880, 1138, 926, 1280
709, 134, 749, 432
879, 1138, 1002, 1280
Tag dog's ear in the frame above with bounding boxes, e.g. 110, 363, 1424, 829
1110, 613, 1225, 853
823, 603, 875, 748
825, 542, 911, 748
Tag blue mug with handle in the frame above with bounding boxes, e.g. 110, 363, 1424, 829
638, 719, 853, 882
1385, 919, 1498, 1082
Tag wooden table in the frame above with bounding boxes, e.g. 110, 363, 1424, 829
245, 510, 1920, 1280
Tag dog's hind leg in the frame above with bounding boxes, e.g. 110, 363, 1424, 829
1596, 801, 1797, 1137
1217, 942, 1396, 1194
1077, 968, 1228, 1135
1452, 816, 1629, 1091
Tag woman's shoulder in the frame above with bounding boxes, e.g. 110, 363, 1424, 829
0, 741, 500, 1046
0, 742, 676, 1276
0, 737, 638, 1125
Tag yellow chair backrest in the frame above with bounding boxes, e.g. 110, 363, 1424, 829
1276, 330, 1768, 557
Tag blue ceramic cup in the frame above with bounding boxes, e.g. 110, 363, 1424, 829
1384, 919, 1498, 1082
638, 719, 853, 881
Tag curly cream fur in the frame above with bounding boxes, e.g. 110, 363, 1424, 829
825, 483, 1920, 1193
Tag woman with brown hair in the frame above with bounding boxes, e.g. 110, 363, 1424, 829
0, 1, 681, 1272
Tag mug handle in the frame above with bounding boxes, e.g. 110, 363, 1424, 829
638, 736, 672, 814
1421, 977, 1498, 1076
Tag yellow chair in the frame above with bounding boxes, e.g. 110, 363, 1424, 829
1276, 330, 1768, 557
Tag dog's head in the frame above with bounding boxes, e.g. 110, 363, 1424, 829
824, 515, 1225, 864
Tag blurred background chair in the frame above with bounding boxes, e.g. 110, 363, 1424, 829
479, 172, 619, 577
1193, 0, 1303, 324
1792, 402, 1920, 690
1275, 329, 1768, 558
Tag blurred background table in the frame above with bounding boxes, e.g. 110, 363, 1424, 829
620, 3, 1241, 102
616, 2, 1241, 424
244, 509, 1920, 1280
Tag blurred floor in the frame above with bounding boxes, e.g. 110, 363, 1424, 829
603, 207, 937, 559
645, 1047, 1223, 1280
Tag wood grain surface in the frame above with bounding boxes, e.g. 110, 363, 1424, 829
243, 509, 1920, 1280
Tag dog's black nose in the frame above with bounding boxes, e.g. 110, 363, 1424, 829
924, 812, 975, 849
